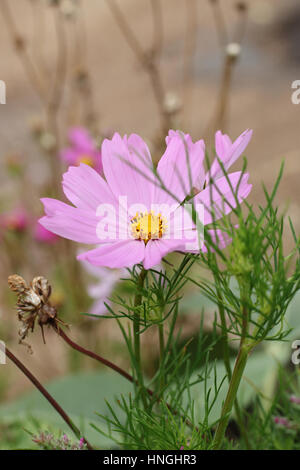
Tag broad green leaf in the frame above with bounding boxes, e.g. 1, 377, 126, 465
0, 371, 133, 449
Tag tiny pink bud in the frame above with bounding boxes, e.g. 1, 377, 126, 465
290, 395, 300, 405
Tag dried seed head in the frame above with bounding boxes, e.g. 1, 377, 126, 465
8, 274, 59, 351
18, 289, 42, 312
31, 276, 51, 303
8, 274, 28, 294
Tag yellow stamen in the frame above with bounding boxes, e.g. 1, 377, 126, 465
78, 154, 94, 166
130, 211, 167, 244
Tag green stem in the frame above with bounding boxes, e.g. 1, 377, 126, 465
56, 324, 198, 432
217, 285, 251, 449
158, 322, 165, 392
212, 345, 250, 449
133, 268, 147, 405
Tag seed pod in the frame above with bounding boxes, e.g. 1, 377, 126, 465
8, 274, 28, 294
32, 276, 51, 304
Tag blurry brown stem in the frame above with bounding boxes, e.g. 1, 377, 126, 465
30, 0, 48, 83
204, 53, 235, 138
71, 0, 98, 131
182, 0, 198, 125
214, 54, 235, 131
1, 0, 65, 194
234, 2, 248, 45
56, 325, 136, 384
209, 0, 228, 48
0, 0, 46, 102
49, 7, 67, 115
105, 0, 169, 134
105, 0, 144, 62
150, 0, 163, 56
43, 7, 68, 194
2, 344, 93, 450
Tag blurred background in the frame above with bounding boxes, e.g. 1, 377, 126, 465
0, 0, 299, 448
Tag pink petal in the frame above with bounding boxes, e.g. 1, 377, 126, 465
90, 298, 111, 316
143, 239, 185, 269
60, 148, 79, 165
68, 127, 95, 151
77, 240, 145, 268
39, 198, 101, 244
165, 228, 233, 254
62, 163, 117, 212
201, 228, 233, 253
207, 129, 252, 183
215, 130, 232, 159
154, 130, 205, 206
101, 133, 156, 210
194, 172, 252, 224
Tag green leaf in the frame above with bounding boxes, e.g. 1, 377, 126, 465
0, 371, 133, 449
185, 351, 280, 425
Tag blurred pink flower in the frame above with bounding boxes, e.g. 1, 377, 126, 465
273, 416, 292, 428
60, 127, 102, 173
290, 395, 300, 405
0, 207, 28, 233
34, 221, 59, 244
80, 259, 129, 316
40, 130, 252, 269
81, 260, 163, 316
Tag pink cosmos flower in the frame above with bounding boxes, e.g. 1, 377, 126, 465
60, 127, 102, 173
34, 220, 59, 244
80, 259, 129, 316
202, 129, 253, 187
39, 130, 252, 270
0, 207, 28, 233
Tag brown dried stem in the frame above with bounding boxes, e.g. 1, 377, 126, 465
1, 343, 93, 450
182, 0, 198, 126
0, 0, 46, 102
105, 0, 169, 135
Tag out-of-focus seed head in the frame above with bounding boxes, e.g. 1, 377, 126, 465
8, 274, 59, 351
32, 276, 52, 304
8, 274, 28, 294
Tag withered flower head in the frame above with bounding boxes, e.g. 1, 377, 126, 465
8, 274, 61, 352
8, 274, 27, 294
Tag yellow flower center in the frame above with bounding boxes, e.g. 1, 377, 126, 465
78, 154, 94, 166
130, 211, 167, 244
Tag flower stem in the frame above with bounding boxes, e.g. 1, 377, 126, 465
55, 325, 199, 431
158, 321, 165, 392
56, 327, 135, 383
2, 344, 93, 450
133, 268, 148, 406
216, 285, 251, 449
212, 344, 250, 449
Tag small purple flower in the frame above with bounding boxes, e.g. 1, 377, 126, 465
273, 416, 292, 428
290, 395, 300, 405
60, 126, 102, 173
79, 438, 85, 449
0, 207, 28, 233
